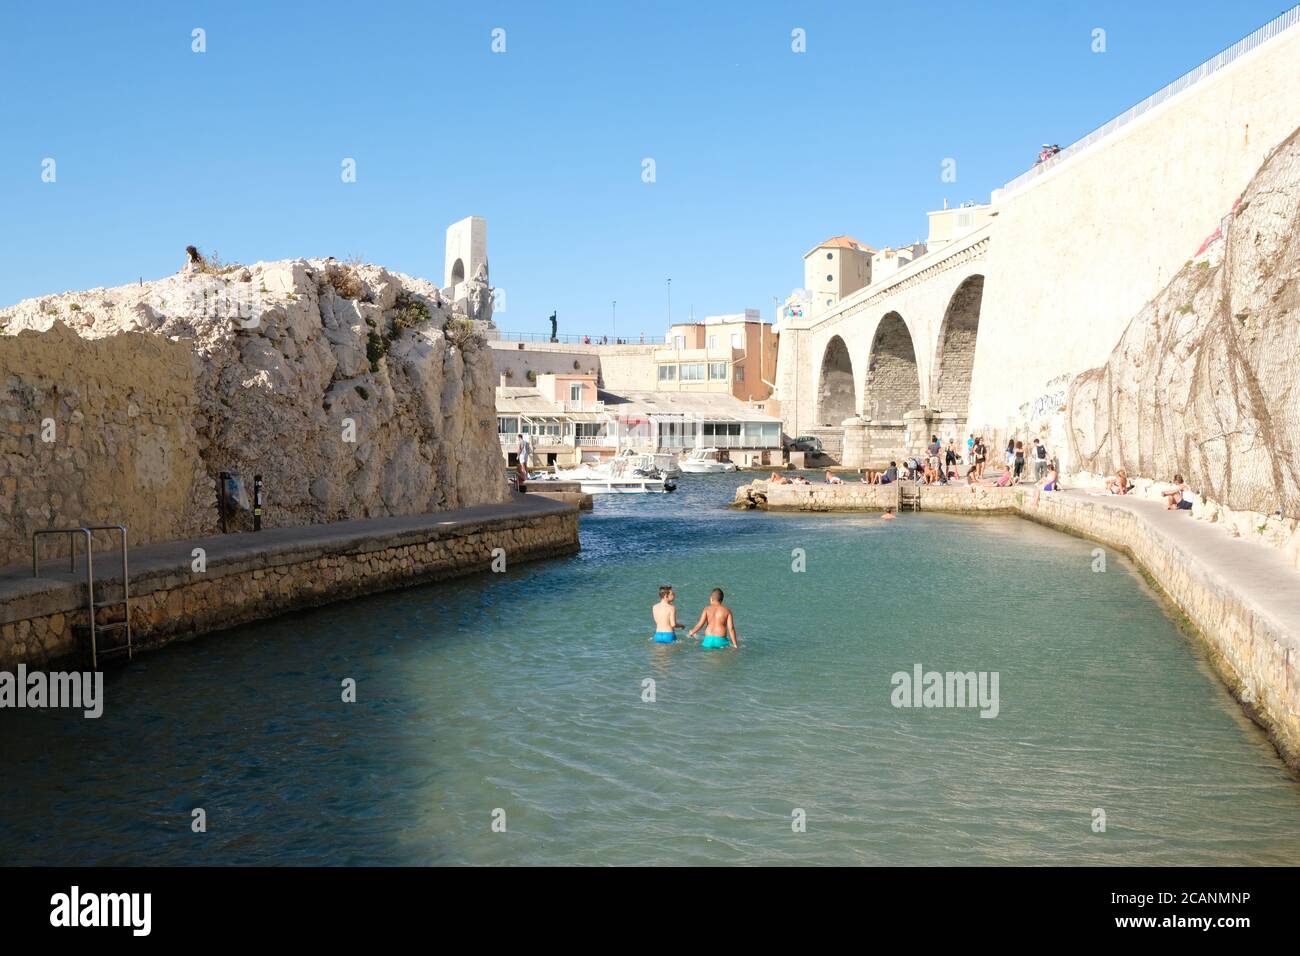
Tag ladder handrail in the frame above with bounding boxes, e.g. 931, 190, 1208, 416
32, 527, 92, 576
31, 525, 131, 669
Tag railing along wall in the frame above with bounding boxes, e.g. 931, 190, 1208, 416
999, 4, 1300, 197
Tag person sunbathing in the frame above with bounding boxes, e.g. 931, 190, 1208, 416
1105, 470, 1130, 495
825, 471, 844, 485
872, 462, 898, 485
769, 472, 790, 484
1162, 474, 1197, 511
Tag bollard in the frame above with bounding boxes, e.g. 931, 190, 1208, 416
253, 474, 263, 531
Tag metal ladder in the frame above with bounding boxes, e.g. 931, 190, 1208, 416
898, 481, 922, 512
32, 525, 131, 670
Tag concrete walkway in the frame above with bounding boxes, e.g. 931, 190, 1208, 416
1052, 488, 1300, 643
0, 494, 573, 623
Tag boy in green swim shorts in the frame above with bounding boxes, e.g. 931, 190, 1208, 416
689, 588, 738, 650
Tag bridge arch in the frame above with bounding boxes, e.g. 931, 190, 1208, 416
815, 335, 856, 426
931, 275, 984, 421
863, 312, 920, 421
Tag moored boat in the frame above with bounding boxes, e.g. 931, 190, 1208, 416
679, 447, 738, 474
551, 458, 675, 494
611, 448, 682, 479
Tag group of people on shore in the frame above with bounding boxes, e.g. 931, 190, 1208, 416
844, 434, 1058, 491
652, 586, 738, 650
781, 428, 1201, 515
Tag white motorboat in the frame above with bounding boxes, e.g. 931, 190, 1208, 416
679, 447, 738, 474
553, 458, 675, 494
611, 448, 682, 479
648, 452, 683, 479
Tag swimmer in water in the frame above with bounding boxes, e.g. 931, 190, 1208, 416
652, 585, 683, 643
688, 588, 738, 650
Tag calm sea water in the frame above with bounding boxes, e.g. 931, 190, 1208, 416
2, 473, 1298, 865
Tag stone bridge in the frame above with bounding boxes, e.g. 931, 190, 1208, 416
774, 6, 1300, 471
775, 226, 991, 467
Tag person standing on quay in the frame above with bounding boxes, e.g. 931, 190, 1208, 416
1032, 438, 1049, 482
516, 431, 532, 487
927, 435, 943, 484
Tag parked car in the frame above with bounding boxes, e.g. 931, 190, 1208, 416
787, 435, 824, 455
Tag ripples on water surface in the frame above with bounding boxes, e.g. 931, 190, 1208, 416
2, 473, 1299, 865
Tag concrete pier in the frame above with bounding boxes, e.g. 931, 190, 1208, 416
734, 478, 1300, 773
0, 495, 579, 670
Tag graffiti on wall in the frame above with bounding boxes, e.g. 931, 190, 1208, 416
1019, 373, 1071, 423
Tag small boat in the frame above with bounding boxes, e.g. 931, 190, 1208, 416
552, 459, 674, 494
679, 447, 738, 474
611, 448, 682, 479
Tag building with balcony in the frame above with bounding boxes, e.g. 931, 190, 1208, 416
599, 390, 783, 467
495, 371, 784, 468
655, 310, 779, 406
496, 373, 613, 467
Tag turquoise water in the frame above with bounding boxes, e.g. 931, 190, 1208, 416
2, 473, 1299, 865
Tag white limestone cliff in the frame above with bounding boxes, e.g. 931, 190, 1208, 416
1067, 126, 1300, 565
0, 258, 507, 565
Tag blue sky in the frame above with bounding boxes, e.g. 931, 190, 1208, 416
0, 0, 1290, 336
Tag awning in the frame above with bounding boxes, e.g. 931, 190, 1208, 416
649, 413, 760, 423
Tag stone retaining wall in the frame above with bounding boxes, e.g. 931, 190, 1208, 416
733, 478, 1300, 772
0, 325, 207, 565
0, 503, 578, 670
733, 479, 1021, 512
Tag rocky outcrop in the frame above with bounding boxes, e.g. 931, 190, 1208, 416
732, 480, 769, 510
0, 259, 507, 565
1068, 126, 1300, 521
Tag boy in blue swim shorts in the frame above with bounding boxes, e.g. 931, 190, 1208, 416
689, 588, 738, 650
652, 585, 682, 643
